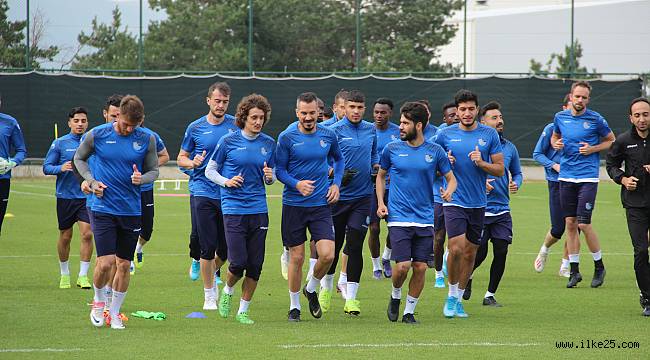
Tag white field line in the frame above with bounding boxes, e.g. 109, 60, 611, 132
278, 342, 541, 349
0, 348, 84, 353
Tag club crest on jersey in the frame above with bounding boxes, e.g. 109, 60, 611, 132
478, 138, 487, 147
320, 140, 327, 148
583, 122, 590, 129
425, 154, 434, 163
133, 141, 143, 151
261, 147, 268, 156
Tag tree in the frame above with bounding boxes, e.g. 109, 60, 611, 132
529, 40, 599, 79
71, 7, 138, 72
0, 0, 59, 69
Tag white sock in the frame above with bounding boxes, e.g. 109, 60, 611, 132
223, 285, 234, 295
371, 257, 381, 271
449, 283, 459, 298
93, 284, 107, 303
591, 250, 602, 262
540, 245, 549, 254
308, 258, 317, 273
338, 272, 347, 285
435, 270, 444, 279
306, 276, 321, 293
569, 254, 579, 263
289, 291, 301, 310
561, 258, 570, 268
79, 261, 90, 277
238, 298, 250, 314
391, 286, 402, 300
403, 295, 419, 315
485, 291, 495, 298
346, 282, 359, 300
382, 247, 392, 261
321, 274, 334, 290
135, 242, 144, 254
458, 288, 465, 301
109, 290, 126, 318
59, 261, 70, 276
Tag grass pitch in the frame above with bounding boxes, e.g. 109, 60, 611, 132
0, 178, 647, 359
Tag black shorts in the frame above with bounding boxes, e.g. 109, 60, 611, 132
56, 198, 90, 230
92, 211, 141, 261
140, 189, 155, 241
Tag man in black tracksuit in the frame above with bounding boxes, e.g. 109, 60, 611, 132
606, 97, 650, 317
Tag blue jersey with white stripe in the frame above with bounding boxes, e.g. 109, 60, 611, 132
552, 109, 612, 182
380, 140, 450, 226
43, 133, 85, 199
435, 123, 503, 208
181, 115, 238, 199
533, 123, 562, 182
486, 137, 523, 215
330, 117, 378, 201
0, 113, 27, 179
139, 126, 166, 192
212, 131, 276, 215
275, 123, 343, 207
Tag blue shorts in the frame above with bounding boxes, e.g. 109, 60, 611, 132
434, 202, 445, 232
559, 181, 598, 224
388, 226, 434, 263
480, 213, 513, 245
56, 198, 90, 230
139, 189, 154, 241
281, 204, 334, 248
193, 196, 227, 261
547, 181, 565, 238
370, 188, 389, 224
92, 211, 141, 260
443, 206, 485, 245
223, 213, 268, 281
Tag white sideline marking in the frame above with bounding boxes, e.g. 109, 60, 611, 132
278, 342, 541, 349
0, 348, 84, 353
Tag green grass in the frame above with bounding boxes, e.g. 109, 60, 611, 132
0, 179, 648, 359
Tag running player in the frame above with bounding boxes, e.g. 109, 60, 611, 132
329, 89, 378, 316
533, 94, 571, 277
276, 92, 344, 322
178, 82, 238, 310
75, 95, 159, 329
369, 97, 399, 279
43, 107, 93, 289
205, 94, 275, 324
378, 101, 456, 324
467, 101, 522, 306
435, 89, 504, 318
551, 81, 615, 288
0, 95, 27, 234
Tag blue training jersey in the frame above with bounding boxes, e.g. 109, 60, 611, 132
380, 140, 451, 226
85, 124, 156, 216
552, 109, 612, 182
139, 126, 166, 192
330, 117, 378, 201
0, 113, 27, 179
533, 123, 562, 182
212, 131, 276, 215
275, 123, 344, 207
181, 114, 238, 200
376, 122, 400, 189
486, 137, 523, 215
435, 123, 503, 208
43, 133, 85, 199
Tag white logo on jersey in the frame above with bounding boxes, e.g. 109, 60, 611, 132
133, 142, 143, 151
320, 140, 327, 148
261, 147, 268, 155
583, 122, 590, 129
478, 138, 487, 147
425, 154, 433, 163
202, 131, 213, 135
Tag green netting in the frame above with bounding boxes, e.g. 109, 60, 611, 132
0, 72, 641, 158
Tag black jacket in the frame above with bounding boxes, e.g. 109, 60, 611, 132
606, 126, 650, 208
